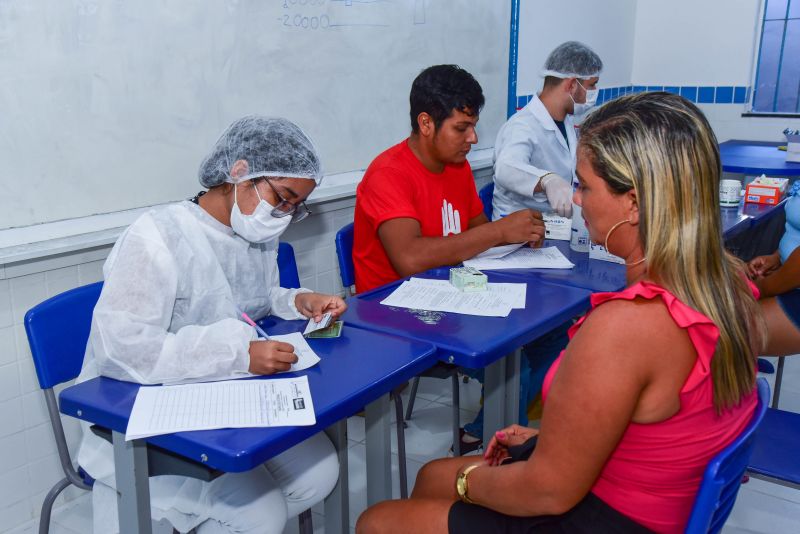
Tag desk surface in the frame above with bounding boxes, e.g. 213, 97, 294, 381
59, 323, 436, 473
343, 269, 591, 368
720, 140, 800, 176
484, 240, 627, 293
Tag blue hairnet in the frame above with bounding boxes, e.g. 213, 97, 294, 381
541, 41, 603, 79
198, 116, 323, 188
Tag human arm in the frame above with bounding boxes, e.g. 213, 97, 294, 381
755, 247, 800, 298
377, 210, 545, 277
294, 292, 347, 322
748, 251, 781, 280
91, 216, 257, 384
460, 298, 692, 516
495, 134, 573, 217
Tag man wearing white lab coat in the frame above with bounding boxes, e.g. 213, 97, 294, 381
492, 41, 603, 221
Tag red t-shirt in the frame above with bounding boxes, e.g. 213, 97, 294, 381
354, 140, 484, 293
542, 281, 758, 534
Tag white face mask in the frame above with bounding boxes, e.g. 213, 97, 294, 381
229, 183, 291, 243
570, 81, 598, 116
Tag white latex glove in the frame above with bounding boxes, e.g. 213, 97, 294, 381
539, 173, 573, 217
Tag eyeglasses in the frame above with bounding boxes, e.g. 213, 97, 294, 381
256, 178, 312, 223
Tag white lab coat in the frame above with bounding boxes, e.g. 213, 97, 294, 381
76, 201, 337, 533
492, 94, 577, 220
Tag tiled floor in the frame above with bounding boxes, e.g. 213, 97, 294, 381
8, 359, 800, 533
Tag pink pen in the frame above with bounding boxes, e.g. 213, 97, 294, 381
240, 311, 270, 340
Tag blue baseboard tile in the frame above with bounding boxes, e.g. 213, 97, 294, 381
521, 84, 751, 109
680, 86, 698, 102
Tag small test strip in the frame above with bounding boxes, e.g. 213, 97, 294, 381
303, 312, 333, 336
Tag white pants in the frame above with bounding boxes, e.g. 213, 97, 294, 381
92, 432, 339, 534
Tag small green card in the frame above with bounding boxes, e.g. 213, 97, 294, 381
306, 321, 343, 338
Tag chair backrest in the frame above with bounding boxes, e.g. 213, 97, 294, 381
277, 241, 301, 289
685, 378, 770, 534
335, 223, 356, 293
478, 182, 494, 220
24, 282, 104, 390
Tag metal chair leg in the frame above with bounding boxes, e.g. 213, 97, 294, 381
39, 478, 71, 534
404, 376, 421, 421
772, 356, 786, 409
298, 508, 313, 534
451, 372, 461, 457
392, 390, 409, 498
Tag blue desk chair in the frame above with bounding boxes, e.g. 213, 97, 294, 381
685, 378, 770, 534
746, 360, 800, 491
24, 242, 312, 534
478, 182, 494, 220
335, 223, 462, 463
277, 241, 301, 289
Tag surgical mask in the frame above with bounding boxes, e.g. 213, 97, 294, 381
570, 81, 598, 116
229, 183, 291, 243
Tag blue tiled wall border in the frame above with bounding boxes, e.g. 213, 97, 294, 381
515, 85, 752, 110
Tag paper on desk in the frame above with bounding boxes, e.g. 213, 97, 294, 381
381, 279, 514, 317
463, 246, 574, 271
125, 375, 315, 440
160, 332, 320, 386
405, 278, 526, 309
470, 242, 525, 261
270, 332, 321, 373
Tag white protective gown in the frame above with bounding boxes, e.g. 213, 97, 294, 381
492, 94, 577, 220
76, 200, 338, 533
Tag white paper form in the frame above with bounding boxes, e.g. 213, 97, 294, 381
404, 278, 527, 309
463, 246, 574, 271
126, 375, 316, 440
381, 279, 514, 317
469, 243, 525, 261
160, 332, 321, 386
269, 332, 321, 373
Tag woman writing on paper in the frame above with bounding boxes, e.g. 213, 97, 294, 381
76, 116, 345, 533
357, 93, 765, 534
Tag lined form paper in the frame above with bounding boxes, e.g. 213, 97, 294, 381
463, 246, 574, 270
125, 376, 315, 440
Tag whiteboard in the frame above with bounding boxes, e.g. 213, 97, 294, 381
0, 0, 509, 229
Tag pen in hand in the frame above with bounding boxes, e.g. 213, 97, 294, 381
239, 310, 270, 340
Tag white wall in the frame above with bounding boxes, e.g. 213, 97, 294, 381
631, 0, 800, 142
517, 0, 637, 96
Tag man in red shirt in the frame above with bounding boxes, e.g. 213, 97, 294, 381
354, 64, 545, 293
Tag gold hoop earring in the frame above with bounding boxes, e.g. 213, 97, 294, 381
604, 219, 646, 267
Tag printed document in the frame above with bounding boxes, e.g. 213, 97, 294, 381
463, 246, 574, 271
469, 243, 525, 261
381, 279, 515, 317
126, 375, 315, 440
404, 278, 526, 309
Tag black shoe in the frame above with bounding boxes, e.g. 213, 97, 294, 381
451, 428, 483, 456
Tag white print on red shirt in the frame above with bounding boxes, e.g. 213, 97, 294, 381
441, 199, 462, 236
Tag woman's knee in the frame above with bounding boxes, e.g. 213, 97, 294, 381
356, 501, 394, 534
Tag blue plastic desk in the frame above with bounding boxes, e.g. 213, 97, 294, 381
59, 322, 436, 533
343, 269, 591, 446
720, 140, 800, 176
484, 240, 627, 293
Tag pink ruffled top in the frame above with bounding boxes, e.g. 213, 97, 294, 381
542, 281, 757, 534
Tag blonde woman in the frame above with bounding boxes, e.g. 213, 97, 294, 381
356, 92, 765, 534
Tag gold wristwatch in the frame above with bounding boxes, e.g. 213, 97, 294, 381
455, 464, 480, 504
